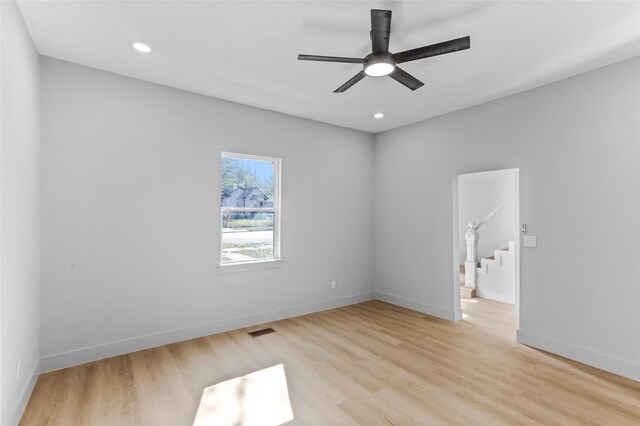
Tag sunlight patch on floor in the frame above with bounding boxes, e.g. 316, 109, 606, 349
193, 363, 293, 426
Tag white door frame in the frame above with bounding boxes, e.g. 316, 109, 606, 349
451, 168, 521, 321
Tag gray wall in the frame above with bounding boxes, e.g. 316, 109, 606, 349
40, 58, 375, 369
375, 57, 640, 380
1, 1, 42, 424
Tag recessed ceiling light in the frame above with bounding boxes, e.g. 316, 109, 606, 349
373, 113, 384, 119
130, 40, 152, 53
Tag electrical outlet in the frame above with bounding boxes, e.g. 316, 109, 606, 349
331, 280, 337, 289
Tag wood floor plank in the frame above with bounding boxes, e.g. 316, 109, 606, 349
20, 297, 640, 425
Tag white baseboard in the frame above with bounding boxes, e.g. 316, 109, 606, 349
40, 292, 375, 373
454, 309, 463, 322
374, 291, 456, 321
517, 329, 640, 382
8, 359, 40, 426
476, 289, 515, 304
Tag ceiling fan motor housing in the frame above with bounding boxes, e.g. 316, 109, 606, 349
364, 54, 396, 77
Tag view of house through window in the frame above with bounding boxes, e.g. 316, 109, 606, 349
220, 153, 280, 264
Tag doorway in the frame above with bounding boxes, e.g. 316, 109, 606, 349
452, 168, 520, 324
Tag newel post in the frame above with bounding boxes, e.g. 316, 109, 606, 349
464, 222, 479, 290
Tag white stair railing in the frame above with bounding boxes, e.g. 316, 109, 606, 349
464, 195, 514, 290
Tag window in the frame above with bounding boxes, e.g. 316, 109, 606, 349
220, 152, 281, 265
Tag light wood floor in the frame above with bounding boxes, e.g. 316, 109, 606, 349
21, 297, 640, 425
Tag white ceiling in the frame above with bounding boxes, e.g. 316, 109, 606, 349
17, 1, 640, 133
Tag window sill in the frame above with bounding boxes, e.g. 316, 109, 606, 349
217, 258, 284, 274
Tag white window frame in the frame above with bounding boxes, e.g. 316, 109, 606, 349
219, 152, 282, 271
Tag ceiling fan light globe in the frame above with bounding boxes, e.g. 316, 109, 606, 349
364, 62, 395, 77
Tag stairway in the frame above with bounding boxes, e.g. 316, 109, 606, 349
461, 241, 515, 302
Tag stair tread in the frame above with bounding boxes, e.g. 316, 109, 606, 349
460, 286, 476, 298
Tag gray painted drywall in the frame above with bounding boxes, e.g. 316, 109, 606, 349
375, 57, 640, 377
1, 1, 42, 424
458, 169, 516, 263
40, 57, 375, 361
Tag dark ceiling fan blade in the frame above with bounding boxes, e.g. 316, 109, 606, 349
334, 70, 367, 93
393, 36, 470, 64
298, 54, 364, 64
388, 67, 424, 91
370, 9, 392, 54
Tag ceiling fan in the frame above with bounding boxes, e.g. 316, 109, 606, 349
298, 9, 470, 93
